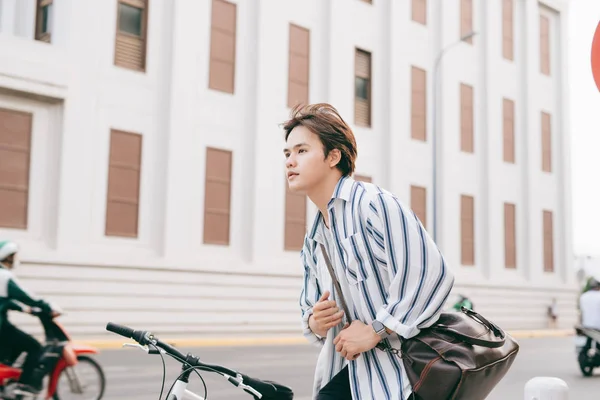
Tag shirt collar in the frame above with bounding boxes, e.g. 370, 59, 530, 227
307, 175, 355, 242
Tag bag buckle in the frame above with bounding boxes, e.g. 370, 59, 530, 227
376, 340, 401, 356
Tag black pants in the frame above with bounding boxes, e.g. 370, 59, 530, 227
0, 322, 42, 389
316, 366, 418, 400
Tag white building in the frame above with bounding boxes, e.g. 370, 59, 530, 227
0, 0, 576, 340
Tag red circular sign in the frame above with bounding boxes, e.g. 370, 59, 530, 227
592, 21, 600, 91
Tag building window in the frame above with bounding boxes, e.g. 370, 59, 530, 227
461, 195, 474, 266
355, 48, 372, 127
284, 182, 306, 251
0, 108, 32, 229
502, 0, 514, 60
411, 66, 427, 141
543, 210, 554, 272
203, 148, 232, 245
209, 0, 237, 94
35, 0, 53, 43
411, 185, 427, 229
541, 111, 552, 172
504, 203, 516, 268
540, 14, 551, 75
460, 0, 473, 44
105, 129, 142, 238
412, 0, 427, 25
460, 83, 474, 153
114, 0, 148, 72
503, 98, 515, 163
288, 24, 310, 108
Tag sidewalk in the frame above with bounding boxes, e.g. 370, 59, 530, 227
80, 328, 575, 350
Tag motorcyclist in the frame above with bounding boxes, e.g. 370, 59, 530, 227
579, 277, 600, 351
0, 240, 53, 396
452, 294, 474, 311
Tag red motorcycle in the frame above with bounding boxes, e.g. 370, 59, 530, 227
0, 306, 105, 399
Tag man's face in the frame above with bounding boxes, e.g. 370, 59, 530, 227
3, 254, 14, 270
284, 125, 334, 194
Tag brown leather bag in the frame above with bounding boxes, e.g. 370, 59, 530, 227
398, 307, 520, 400
319, 244, 520, 400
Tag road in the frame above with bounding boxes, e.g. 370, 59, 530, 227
91, 336, 593, 399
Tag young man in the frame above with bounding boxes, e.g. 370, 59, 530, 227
0, 240, 53, 396
283, 104, 455, 400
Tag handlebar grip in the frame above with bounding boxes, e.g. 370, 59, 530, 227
106, 322, 134, 339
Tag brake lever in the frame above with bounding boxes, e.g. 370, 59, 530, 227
224, 374, 262, 399
240, 383, 262, 398
123, 343, 149, 353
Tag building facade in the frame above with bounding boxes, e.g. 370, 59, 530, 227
0, 0, 576, 340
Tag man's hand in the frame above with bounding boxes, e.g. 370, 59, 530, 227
309, 291, 344, 338
333, 320, 382, 361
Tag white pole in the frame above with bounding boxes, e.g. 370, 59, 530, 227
524, 377, 569, 400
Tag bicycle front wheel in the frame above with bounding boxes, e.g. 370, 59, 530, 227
52, 355, 106, 400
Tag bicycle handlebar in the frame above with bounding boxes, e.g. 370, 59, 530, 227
105, 322, 266, 397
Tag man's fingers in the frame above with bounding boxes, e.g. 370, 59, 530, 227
318, 291, 331, 302
315, 306, 340, 319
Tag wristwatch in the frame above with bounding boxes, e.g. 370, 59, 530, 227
372, 320, 390, 339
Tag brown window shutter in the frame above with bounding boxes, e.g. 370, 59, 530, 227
461, 195, 475, 265
354, 49, 372, 127
35, 0, 53, 43
504, 203, 516, 268
203, 148, 232, 245
114, 0, 148, 72
410, 185, 427, 229
502, 0, 514, 60
209, 0, 237, 94
284, 182, 306, 251
412, 0, 427, 25
540, 15, 550, 75
288, 24, 310, 108
354, 174, 372, 183
460, 83, 474, 153
543, 210, 554, 272
105, 130, 142, 238
541, 111, 552, 172
503, 98, 515, 163
0, 108, 32, 229
411, 66, 427, 141
460, 0, 473, 44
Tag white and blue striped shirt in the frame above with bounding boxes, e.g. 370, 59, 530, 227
299, 176, 455, 400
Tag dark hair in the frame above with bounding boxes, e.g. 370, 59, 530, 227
282, 103, 357, 176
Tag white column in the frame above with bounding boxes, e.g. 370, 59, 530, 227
0, 0, 18, 35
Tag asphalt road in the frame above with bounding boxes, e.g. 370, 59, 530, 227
89, 336, 594, 399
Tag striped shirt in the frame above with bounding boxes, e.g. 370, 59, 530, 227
299, 176, 455, 400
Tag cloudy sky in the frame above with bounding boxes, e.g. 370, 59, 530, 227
569, 0, 600, 257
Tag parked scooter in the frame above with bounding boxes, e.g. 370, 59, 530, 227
0, 305, 105, 399
574, 325, 600, 376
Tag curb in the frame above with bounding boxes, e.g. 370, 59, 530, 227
77, 329, 574, 350
508, 329, 574, 339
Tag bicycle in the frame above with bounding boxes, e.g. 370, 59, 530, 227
105, 322, 294, 400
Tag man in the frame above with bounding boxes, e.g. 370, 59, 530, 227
0, 240, 53, 396
283, 104, 454, 400
579, 278, 600, 352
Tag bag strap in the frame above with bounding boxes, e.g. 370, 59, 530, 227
432, 307, 507, 348
319, 244, 352, 324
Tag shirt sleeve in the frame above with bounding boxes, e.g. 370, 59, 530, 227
8, 275, 52, 313
299, 242, 325, 347
367, 192, 455, 339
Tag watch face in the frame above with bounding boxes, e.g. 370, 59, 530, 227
372, 321, 385, 334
